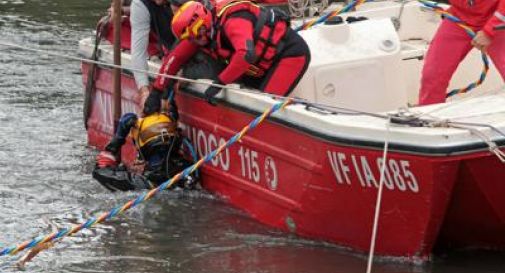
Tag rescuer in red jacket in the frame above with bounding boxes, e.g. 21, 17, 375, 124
418, 0, 505, 105
143, 0, 310, 111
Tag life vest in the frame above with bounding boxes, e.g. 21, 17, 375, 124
140, 0, 176, 53
130, 113, 178, 152
212, 0, 290, 77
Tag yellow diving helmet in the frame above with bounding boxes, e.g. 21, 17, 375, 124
130, 113, 178, 156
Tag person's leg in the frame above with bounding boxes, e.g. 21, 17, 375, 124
105, 113, 138, 154
260, 55, 309, 96
418, 20, 473, 105
486, 31, 505, 80
260, 30, 311, 96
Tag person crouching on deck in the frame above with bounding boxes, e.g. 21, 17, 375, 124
93, 101, 198, 191
418, 0, 505, 105
142, 0, 311, 109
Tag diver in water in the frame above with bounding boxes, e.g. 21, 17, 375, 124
92, 103, 198, 191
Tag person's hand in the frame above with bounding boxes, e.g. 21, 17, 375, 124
204, 82, 223, 106
471, 31, 492, 51
135, 86, 150, 115
143, 89, 162, 115
161, 99, 170, 113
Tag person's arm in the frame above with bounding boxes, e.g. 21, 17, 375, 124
472, 1, 505, 50
130, 0, 151, 90
104, 113, 138, 154
95, 107, 138, 173
152, 39, 200, 91
482, 0, 505, 38
217, 17, 256, 84
143, 40, 199, 115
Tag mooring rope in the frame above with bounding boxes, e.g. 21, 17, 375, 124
365, 116, 392, 273
0, 99, 292, 257
0, 41, 383, 119
447, 122, 505, 162
418, 0, 490, 98
0, 41, 236, 92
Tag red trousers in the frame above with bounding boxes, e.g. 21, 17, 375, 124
419, 19, 505, 105
261, 55, 310, 96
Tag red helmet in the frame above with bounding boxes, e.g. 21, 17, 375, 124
172, 1, 213, 41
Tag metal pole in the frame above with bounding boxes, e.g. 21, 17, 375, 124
112, 0, 122, 149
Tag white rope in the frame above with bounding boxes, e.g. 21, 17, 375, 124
448, 123, 505, 163
0, 41, 245, 93
0, 40, 384, 117
392, 107, 505, 162
491, 145, 505, 163
365, 116, 392, 273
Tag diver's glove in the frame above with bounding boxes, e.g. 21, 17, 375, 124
96, 151, 118, 169
143, 89, 162, 115
204, 80, 223, 106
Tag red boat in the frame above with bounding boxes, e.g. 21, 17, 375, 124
79, 2, 505, 260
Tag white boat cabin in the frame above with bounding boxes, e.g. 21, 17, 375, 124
292, 1, 503, 112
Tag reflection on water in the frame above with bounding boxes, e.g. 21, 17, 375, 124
0, 1, 504, 272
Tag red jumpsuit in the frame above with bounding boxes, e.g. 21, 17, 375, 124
419, 0, 505, 105
154, 7, 310, 97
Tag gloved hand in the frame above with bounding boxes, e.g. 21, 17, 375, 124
204, 80, 223, 106
143, 89, 162, 115
96, 151, 118, 169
